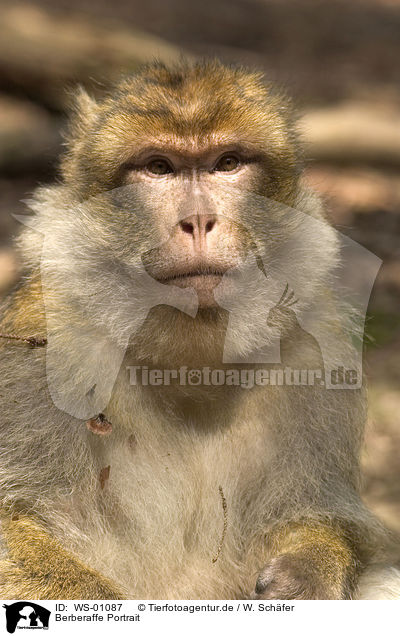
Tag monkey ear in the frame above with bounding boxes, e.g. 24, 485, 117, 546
61, 88, 100, 183
67, 87, 100, 140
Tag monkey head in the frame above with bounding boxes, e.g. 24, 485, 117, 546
21, 61, 340, 374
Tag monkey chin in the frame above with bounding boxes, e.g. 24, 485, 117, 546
129, 300, 228, 369
163, 273, 223, 308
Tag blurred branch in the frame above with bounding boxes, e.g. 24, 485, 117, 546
0, 2, 187, 108
299, 102, 400, 166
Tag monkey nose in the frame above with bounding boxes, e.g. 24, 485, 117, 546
179, 214, 217, 249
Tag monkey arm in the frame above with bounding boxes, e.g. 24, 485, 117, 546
0, 514, 124, 599
253, 523, 358, 600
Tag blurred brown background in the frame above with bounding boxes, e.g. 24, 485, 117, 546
0, 0, 399, 531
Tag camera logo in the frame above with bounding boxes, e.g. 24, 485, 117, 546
3, 602, 50, 633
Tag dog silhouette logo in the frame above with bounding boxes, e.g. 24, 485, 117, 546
3, 602, 50, 633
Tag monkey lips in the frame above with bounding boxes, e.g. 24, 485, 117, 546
156, 269, 227, 308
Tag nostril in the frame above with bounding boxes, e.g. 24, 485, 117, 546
180, 221, 194, 235
205, 220, 215, 233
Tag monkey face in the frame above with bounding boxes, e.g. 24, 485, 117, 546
126, 160, 263, 309
58, 63, 305, 306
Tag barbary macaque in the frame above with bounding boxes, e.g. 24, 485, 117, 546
0, 60, 399, 599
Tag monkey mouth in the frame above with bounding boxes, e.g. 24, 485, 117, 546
155, 268, 228, 307
156, 269, 227, 286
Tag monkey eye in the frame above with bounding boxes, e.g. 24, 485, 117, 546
213, 155, 240, 172
146, 158, 174, 175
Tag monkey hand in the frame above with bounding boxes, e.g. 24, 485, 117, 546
253, 552, 343, 600
252, 526, 356, 600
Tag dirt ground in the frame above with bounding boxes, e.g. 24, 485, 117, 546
0, 0, 399, 534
